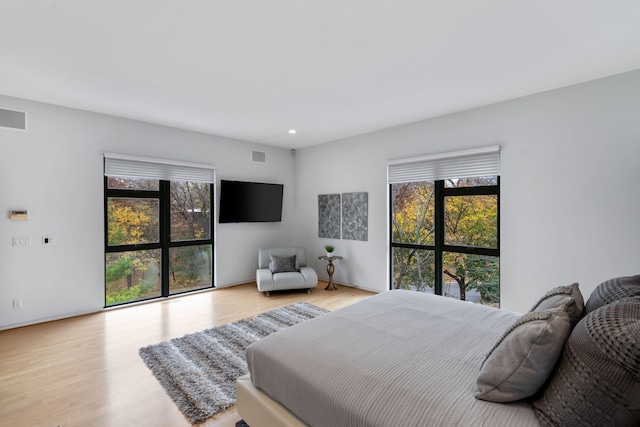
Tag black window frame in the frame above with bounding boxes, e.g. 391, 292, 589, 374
104, 177, 215, 307
389, 176, 500, 297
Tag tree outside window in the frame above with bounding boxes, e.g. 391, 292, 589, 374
105, 177, 213, 306
391, 176, 499, 306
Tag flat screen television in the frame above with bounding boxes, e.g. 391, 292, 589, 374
219, 180, 284, 223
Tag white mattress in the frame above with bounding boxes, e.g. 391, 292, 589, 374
246, 290, 540, 426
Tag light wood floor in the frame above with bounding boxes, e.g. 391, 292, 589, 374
0, 282, 374, 427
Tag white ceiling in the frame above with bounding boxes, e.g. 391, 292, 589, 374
1, 1, 640, 149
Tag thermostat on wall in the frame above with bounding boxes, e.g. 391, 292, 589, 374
10, 210, 28, 221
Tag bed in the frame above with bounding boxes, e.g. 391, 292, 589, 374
237, 276, 640, 427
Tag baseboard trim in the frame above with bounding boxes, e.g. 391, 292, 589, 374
320, 279, 381, 294
0, 281, 380, 330
0, 308, 101, 331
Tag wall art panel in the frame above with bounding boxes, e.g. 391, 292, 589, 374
318, 194, 341, 238
342, 192, 368, 241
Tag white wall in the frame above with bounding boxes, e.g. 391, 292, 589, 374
2, 69, 639, 329
0, 96, 296, 329
294, 70, 640, 313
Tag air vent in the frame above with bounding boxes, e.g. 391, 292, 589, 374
252, 151, 266, 163
0, 108, 27, 130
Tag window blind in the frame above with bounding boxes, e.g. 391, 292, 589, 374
104, 153, 215, 183
387, 145, 500, 184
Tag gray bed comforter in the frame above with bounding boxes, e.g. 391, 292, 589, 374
246, 289, 540, 427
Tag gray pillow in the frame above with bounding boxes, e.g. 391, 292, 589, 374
475, 306, 572, 403
530, 282, 584, 328
269, 254, 297, 273
585, 275, 640, 314
534, 297, 640, 427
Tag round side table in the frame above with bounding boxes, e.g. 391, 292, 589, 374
318, 255, 343, 291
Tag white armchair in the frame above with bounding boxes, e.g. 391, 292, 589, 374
256, 247, 318, 296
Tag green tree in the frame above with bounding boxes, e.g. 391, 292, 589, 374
392, 182, 435, 292
105, 255, 132, 283
442, 181, 499, 303
392, 177, 499, 304
106, 196, 158, 296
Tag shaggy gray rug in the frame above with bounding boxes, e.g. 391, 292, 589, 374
139, 302, 328, 424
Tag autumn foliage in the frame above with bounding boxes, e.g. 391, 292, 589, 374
392, 177, 500, 305
105, 178, 212, 305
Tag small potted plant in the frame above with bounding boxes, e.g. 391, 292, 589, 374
324, 245, 335, 258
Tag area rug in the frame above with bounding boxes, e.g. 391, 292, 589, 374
139, 302, 328, 424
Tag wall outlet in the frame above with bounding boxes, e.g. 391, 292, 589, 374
12, 236, 31, 246
13, 299, 23, 309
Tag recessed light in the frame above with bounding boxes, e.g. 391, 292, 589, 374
288, 129, 297, 134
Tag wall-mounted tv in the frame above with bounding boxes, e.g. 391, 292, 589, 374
219, 180, 284, 223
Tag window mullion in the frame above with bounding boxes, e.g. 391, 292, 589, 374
441, 245, 499, 257
434, 180, 444, 296
442, 185, 498, 197
391, 242, 436, 251
496, 176, 500, 252
105, 189, 162, 198
160, 180, 171, 297
106, 242, 162, 253
389, 184, 393, 289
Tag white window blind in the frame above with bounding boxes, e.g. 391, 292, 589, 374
387, 145, 500, 184
104, 153, 215, 183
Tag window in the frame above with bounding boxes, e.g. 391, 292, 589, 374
104, 154, 215, 307
388, 147, 500, 306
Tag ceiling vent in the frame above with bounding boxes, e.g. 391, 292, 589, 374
0, 108, 27, 130
252, 150, 266, 163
